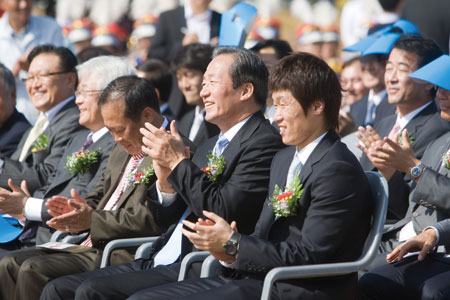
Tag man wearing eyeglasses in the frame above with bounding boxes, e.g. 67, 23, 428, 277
0, 45, 83, 198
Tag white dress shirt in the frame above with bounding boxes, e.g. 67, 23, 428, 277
184, 3, 212, 44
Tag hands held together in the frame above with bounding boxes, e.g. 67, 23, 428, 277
356, 125, 420, 180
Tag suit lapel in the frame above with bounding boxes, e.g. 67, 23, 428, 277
405, 102, 438, 142
272, 132, 339, 223
114, 156, 153, 208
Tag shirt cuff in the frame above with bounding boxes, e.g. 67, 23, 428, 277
220, 255, 238, 269
156, 185, 177, 206
0, 158, 4, 174
424, 226, 439, 245
24, 197, 44, 221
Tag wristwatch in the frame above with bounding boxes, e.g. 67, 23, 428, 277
410, 163, 425, 179
223, 231, 241, 256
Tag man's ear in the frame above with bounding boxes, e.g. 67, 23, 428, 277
240, 83, 254, 102
312, 99, 325, 115
141, 107, 154, 123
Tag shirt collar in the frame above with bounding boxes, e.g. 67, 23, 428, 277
221, 115, 252, 144
295, 131, 328, 166
160, 103, 169, 114
43, 96, 75, 121
194, 105, 205, 120
161, 116, 169, 129
368, 89, 387, 106
396, 100, 433, 129
184, 3, 211, 21
91, 127, 109, 143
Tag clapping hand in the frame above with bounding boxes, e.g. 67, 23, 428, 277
46, 189, 92, 232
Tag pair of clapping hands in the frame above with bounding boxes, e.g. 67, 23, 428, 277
356, 125, 421, 181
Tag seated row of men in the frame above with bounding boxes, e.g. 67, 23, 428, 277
0, 32, 448, 299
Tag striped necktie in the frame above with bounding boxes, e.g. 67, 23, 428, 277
81, 152, 145, 247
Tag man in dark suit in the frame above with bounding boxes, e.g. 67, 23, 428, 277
123, 52, 372, 300
0, 45, 83, 194
0, 55, 136, 251
41, 47, 284, 300
175, 43, 219, 146
148, 0, 221, 64
357, 55, 450, 299
0, 76, 185, 300
357, 35, 450, 222
350, 54, 395, 128
0, 63, 30, 158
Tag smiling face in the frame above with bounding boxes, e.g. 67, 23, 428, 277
273, 90, 325, 150
75, 73, 104, 132
26, 53, 76, 112
176, 67, 203, 106
384, 48, 432, 113
437, 88, 450, 121
340, 60, 367, 106
200, 54, 244, 132
360, 55, 385, 92
3, 0, 32, 30
101, 100, 146, 155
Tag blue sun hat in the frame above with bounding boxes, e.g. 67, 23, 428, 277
344, 19, 420, 54
409, 55, 450, 90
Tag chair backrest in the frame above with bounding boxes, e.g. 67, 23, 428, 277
358, 171, 389, 268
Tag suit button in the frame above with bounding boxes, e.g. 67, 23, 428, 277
419, 200, 425, 205
433, 205, 437, 209
413, 212, 418, 217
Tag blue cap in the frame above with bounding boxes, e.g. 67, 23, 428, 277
391, 19, 420, 35
362, 32, 402, 55
409, 55, 450, 90
343, 19, 419, 54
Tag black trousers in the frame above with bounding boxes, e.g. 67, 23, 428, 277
358, 253, 450, 300
41, 259, 204, 300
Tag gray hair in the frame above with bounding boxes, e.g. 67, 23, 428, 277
76, 56, 136, 90
0, 63, 16, 99
212, 47, 268, 107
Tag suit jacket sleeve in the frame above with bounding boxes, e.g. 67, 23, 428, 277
410, 168, 450, 211
0, 110, 82, 193
168, 134, 283, 233
236, 160, 368, 272
148, 9, 184, 62
434, 219, 450, 246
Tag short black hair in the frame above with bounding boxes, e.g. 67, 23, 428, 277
270, 52, 342, 130
172, 43, 213, 74
213, 47, 269, 107
250, 39, 293, 59
393, 35, 443, 97
378, 0, 401, 12
98, 75, 160, 121
393, 35, 443, 70
137, 59, 172, 103
76, 46, 112, 64
28, 44, 78, 86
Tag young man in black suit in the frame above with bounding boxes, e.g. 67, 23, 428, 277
174, 43, 219, 146
40, 47, 284, 300
117, 53, 372, 300
357, 35, 450, 222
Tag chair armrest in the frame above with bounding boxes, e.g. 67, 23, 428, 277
178, 251, 210, 281
200, 255, 221, 278
135, 240, 159, 260
100, 236, 160, 268
61, 232, 89, 244
260, 262, 361, 300
50, 230, 67, 242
